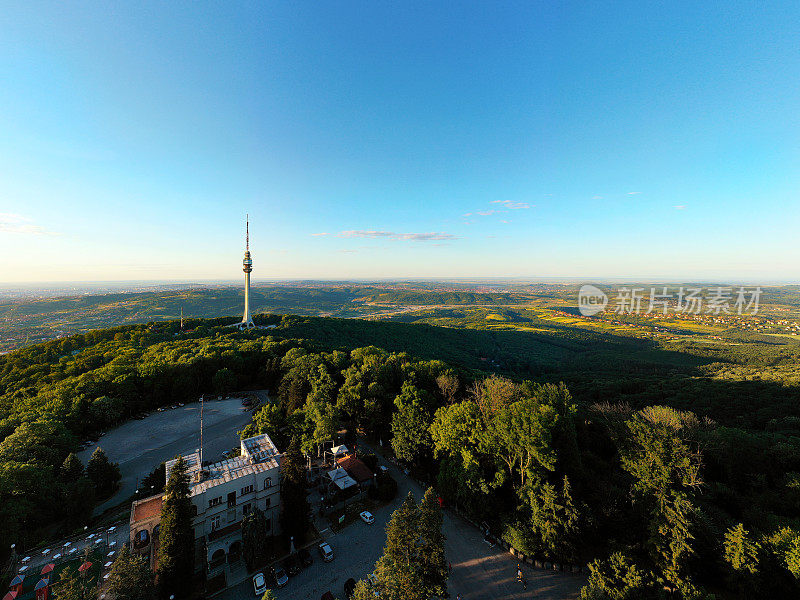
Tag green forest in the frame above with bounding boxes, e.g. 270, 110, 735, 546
1, 312, 799, 598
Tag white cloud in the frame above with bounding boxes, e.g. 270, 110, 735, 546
674, 205, 686, 210
338, 230, 459, 241
627, 191, 642, 195
0, 213, 58, 236
491, 200, 530, 209
310, 232, 329, 237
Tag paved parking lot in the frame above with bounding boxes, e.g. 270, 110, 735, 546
220, 452, 584, 600
78, 397, 255, 514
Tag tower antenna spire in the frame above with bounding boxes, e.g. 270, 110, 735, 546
246, 214, 249, 251
199, 395, 204, 466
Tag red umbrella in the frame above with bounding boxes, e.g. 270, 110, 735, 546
78, 561, 92, 573
34, 579, 49, 591
40, 564, 55, 575
3, 591, 19, 600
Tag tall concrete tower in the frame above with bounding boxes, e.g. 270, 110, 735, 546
239, 215, 255, 329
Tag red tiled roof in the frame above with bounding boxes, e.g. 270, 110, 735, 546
336, 455, 374, 483
133, 495, 163, 522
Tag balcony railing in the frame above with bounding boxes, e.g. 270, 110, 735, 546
207, 521, 241, 542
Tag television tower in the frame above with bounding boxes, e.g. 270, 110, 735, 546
239, 215, 255, 329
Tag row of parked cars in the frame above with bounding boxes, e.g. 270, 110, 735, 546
252, 542, 335, 594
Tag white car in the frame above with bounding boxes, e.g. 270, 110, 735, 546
359, 511, 374, 524
252, 572, 267, 595
319, 542, 334, 562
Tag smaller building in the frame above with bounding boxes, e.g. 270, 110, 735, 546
336, 454, 374, 486
326, 467, 357, 492
129, 494, 164, 570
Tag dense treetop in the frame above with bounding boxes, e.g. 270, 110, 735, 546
0, 313, 798, 597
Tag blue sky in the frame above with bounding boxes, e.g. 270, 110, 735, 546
1, 2, 798, 282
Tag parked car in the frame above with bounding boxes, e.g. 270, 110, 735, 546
252, 572, 267, 595
284, 554, 301, 576
360, 511, 375, 524
222, 450, 231, 459
299, 547, 313, 567
272, 564, 289, 587
318, 542, 334, 562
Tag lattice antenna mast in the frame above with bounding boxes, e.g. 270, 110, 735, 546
200, 394, 204, 465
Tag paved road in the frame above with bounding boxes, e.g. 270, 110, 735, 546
220, 450, 584, 600
78, 397, 255, 514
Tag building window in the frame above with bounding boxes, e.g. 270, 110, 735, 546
243, 503, 252, 516
265, 518, 271, 531
210, 515, 220, 531
209, 496, 222, 508
241, 484, 254, 496
227, 509, 236, 523
265, 497, 270, 508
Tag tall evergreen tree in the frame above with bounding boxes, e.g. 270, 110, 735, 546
280, 436, 310, 544
372, 493, 424, 600
724, 523, 760, 575
580, 552, 656, 600
157, 455, 194, 599
358, 490, 448, 600
86, 446, 121, 498
59, 453, 85, 482
418, 487, 448, 597
57, 453, 95, 529
529, 475, 580, 562
242, 507, 271, 570
620, 407, 702, 594
107, 546, 156, 600
722, 523, 762, 598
